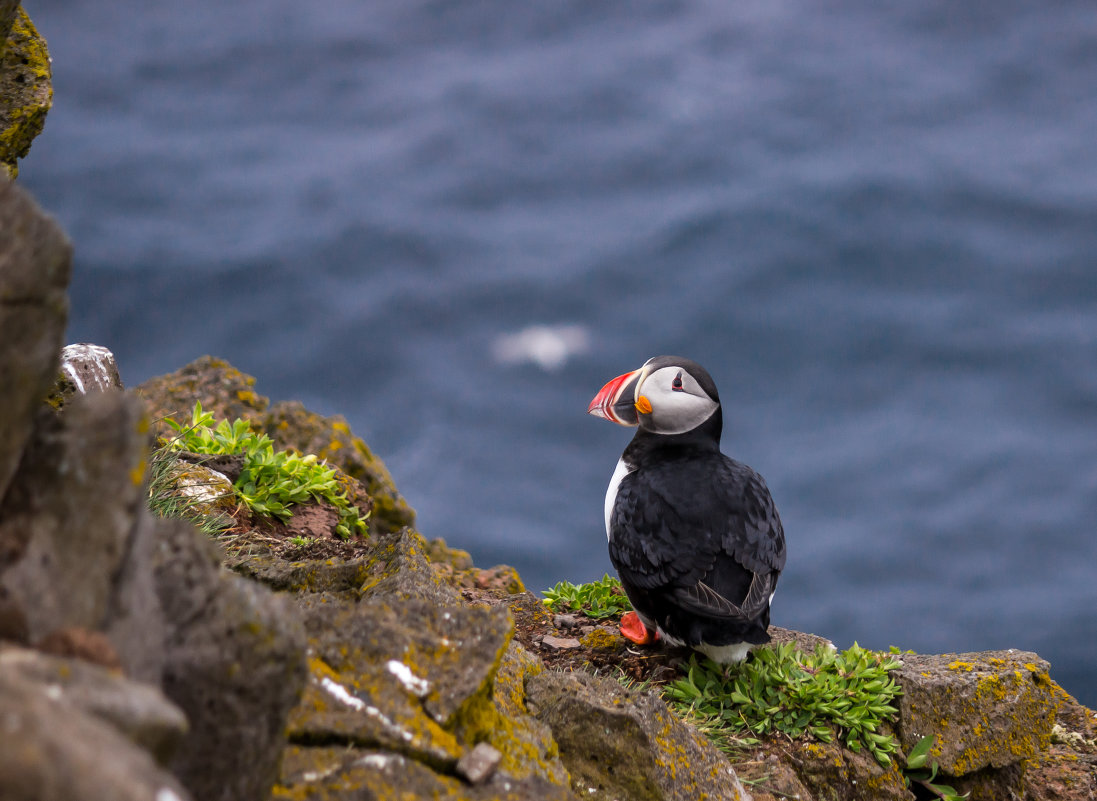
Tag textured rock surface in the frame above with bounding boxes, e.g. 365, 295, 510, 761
0, 392, 148, 640
136, 356, 415, 533
0, 180, 70, 508
0, 663, 192, 801
0, 644, 188, 765
0, 7, 52, 178
152, 517, 308, 801
893, 650, 1057, 776
45, 342, 125, 409
526, 669, 749, 801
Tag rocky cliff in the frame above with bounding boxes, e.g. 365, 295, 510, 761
2, 177, 1095, 801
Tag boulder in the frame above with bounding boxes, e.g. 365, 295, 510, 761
0, 644, 188, 765
0, 661, 192, 801
45, 342, 125, 410
151, 517, 309, 801
277, 746, 578, 801
893, 650, 1057, 776
0, 392, 148, 640
0, 180, 70, 509
525, 669, 749, 801
0, 7, 52, 178
136, 356, 414, 533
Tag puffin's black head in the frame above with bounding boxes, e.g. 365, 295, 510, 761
588, 356, 721, 437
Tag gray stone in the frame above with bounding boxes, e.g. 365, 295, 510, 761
0, 644, 188, 765
54, 343, 124, 401
151, 517, 309, 801
0, 392, 148, 639
457, 742, 503, 785
526, 669, 749, 801
0, 180, 70, 507
0, 667, 192, 801
893, 649, 1057, 776
277, 746, 579, 801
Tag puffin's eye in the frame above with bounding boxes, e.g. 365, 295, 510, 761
671, 372, 684, 391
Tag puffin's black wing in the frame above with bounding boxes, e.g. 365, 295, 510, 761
710, 456, 786, 576
608, 452, 785, 625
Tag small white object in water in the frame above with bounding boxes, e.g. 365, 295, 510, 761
492, 324, 590, 371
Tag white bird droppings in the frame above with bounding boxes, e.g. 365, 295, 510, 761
319, 676, 366, 711
386, 660, 430, 697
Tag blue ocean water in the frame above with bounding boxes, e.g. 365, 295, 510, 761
20, 0, 1097, 705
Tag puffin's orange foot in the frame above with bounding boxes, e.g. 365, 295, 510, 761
620, 611, 659, 645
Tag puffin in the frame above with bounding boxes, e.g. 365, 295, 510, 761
588, 356, 786, 663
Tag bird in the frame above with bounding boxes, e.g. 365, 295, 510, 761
587, 355, 786, 663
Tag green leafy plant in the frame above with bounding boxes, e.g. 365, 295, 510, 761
664, 642, 903, 766
163, 402, 368, 539
542, 574, 633, 619
904, 735, 969, 800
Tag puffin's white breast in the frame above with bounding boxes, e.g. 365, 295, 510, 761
604, 457, 634, 541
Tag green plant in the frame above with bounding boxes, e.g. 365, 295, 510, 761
163, 402, 368, 539
146, 437, 233, 536
664, 642, 903, 766
904, 735, 969, 800
542, 574, 633, 619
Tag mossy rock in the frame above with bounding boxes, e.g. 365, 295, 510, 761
781, 734, 909, 801
525, 670, 749, 801
0, 8, 52, 178
275, 744, 579, 801
893, 650, 1057, 776
136, 356, 271, 431
262, 400, 414, 534
136, 357, 414, 535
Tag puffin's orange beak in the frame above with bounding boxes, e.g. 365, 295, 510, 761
588, 368, 643, 427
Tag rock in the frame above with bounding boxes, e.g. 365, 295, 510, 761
277, 746, 579, 801
0, 644, 188, 765
784, 736, 910, 801
0, 8, 52, 178
135, 357, 415, 534
1, 1, 21, 48
458, 743, 504, 784
35, 626, 123, 670
0, 392, 149, 640
541, 635, 581, 650
136, 355, 270, 428
0, 583, 26, 642
262, 400, 414, 534
0, 180, 70, 509
526, 669, 750, 801
768, 625, 835, 653
0, 662, 192, 801
893, 650, 1057, 776
152, 517, 309, 801
157, 458, 237, 521
45, 343, 124, 410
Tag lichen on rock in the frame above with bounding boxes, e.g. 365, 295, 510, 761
0, 7, 52, 178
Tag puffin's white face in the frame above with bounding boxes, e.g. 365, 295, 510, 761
634, 363, 719, 435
